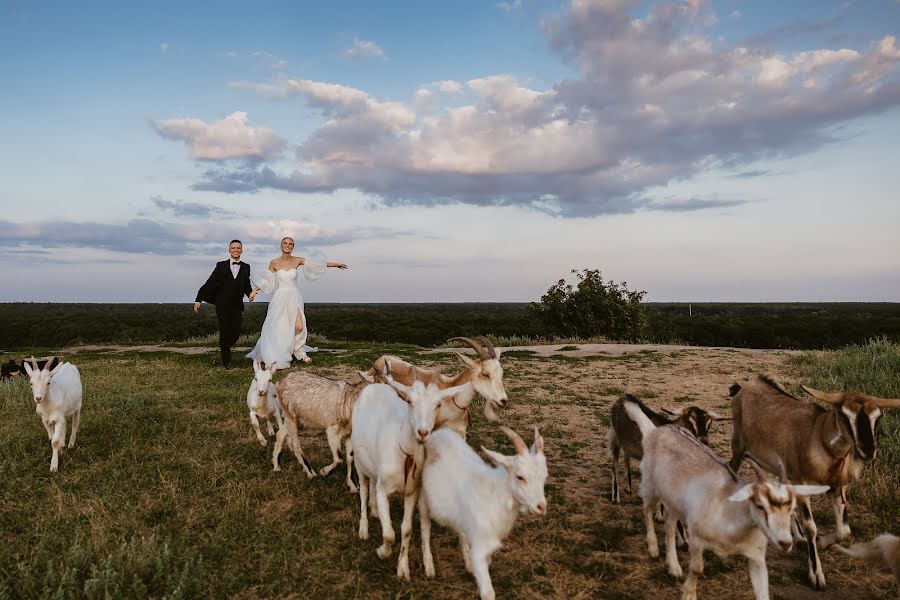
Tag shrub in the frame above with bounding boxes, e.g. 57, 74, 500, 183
528, 269, 647, 341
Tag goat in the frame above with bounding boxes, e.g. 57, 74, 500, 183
627, 402, 829, 600
272, 369, 371, 493
23, 356, 83, 472
352, 364, 471, 580
834, 535, 900, 592
367, 336, 507, 435
418, 426, 547, 600
608, 394, 726, 503
729, 375, 900, 589
246, 360, 283, 448
1, 359, 22, 380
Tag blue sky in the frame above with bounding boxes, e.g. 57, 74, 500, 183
1, 0, 898, 302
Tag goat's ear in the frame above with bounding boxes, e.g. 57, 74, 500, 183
707, 411, 731, 421
358, 370, 375, 384
728, 484, 755, 502
23, 361, 33, 376
253, 360, 261, 373
791, 484, 831, 498
456, 352, 477, 369
800, 385, 844, 404
481, 446, 511, 468
661, 407, 684, 418
268, 362, 277, 373
438, 382, 472, 406
870, 395, 900, 408
531, 426, 544, 455
49, 361, 64, 376
494, 346, 502, 359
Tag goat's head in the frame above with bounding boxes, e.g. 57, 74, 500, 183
252, 360, 276, 396
382, 360, 472, 443
801, 385, 900, 462
448, 336, 507, 412
663, 406, 729, 446
23, 356, 62, 404
730, 459, 829, 552
482, 426, 548, 516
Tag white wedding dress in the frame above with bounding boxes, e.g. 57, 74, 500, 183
246, 261, 326, 369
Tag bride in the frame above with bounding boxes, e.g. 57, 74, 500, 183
246, 237, 348, 369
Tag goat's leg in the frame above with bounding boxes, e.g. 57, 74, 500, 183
68, 410, 80, 448
609, 438, 620, 504
460, 536, 473, 574
799, 496, 826, 590
285, 417, 316, 478
470, 543, 497, 600
319, 425, 344, 476
729, 433, 746, 473
369, 479, 377, 514
42, 418, 53, 440
249, 412, 267, 447
49, 420, 65, 472
272, 422, 290, 471
817, 487, 851, 548
665, 516, 684, 578
643, 496, 660, 559
265, 416, 275, 437
396, 488, 418, 580
344, 437, 358, 493
374, 481, 395, 559
419, 494, 435, 578
747, 554, 770, 600
625, 455, 634, 495
681, 541, 705, 600
357, 469, 369, 540
656, 502, 665, 523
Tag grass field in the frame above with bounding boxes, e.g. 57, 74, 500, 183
0, 341, 897, 599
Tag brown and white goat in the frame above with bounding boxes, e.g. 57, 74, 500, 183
630, 403, 829, 600
366, 336, 507, 435
272, 370, 371, 493
608, 393, 726, 503
729, 375, 900, 589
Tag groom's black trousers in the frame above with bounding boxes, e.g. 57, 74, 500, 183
216, 307, 242, 367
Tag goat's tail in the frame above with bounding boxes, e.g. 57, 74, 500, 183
623, 398, 657, 438
834, 534, 898, 564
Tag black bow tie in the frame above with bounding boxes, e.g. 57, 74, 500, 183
232, 261, 240, 265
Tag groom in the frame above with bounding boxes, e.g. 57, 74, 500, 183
194, 240, 257, 369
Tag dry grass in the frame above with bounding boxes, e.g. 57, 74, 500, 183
0, 344, 896, 599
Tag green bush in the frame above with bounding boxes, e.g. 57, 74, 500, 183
528, 269, 647, 341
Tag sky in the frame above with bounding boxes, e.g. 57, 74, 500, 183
1, 0, 899, 303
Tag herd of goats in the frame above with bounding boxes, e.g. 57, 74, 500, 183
12, 335, 900, 599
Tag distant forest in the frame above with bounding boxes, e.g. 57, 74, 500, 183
2, 302, 899, 350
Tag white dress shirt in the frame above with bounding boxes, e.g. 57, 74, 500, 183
230, 261, 240, 278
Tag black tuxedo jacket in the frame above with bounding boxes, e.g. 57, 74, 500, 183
196, 260, 253, 312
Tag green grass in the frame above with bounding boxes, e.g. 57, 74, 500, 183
789, 337, 900, 535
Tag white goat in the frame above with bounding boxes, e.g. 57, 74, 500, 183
352, 366, 471, 580
247, 360, 283, 447
627, 402, 829, 600
23, 356, 82, 472
272, 369, 371, 493
418, 426, 548, 600
367, 336, 508, 435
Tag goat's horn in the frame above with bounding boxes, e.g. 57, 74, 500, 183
31, 356, 38, 371
707, 410, 729, 421
475, 335, 497, 359
448, 337, 488, 360
800, 385, 844, 404
500, 426, 528, 456
777, 458, 788, 482
746, 456, 768, 481
870, 395, 900, 408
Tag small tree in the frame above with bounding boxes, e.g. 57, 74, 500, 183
529, 269, 647, 341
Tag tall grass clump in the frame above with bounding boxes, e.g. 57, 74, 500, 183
790, 337, 900, 534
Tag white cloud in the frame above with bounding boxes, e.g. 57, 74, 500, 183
160, 42, 169, 53
497, 0, 523, 11
152, 111, 287, 161
730, 10, 741, 19
343, 37, 387, 60
201, 1, 900, 217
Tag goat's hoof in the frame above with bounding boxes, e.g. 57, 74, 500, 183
348, 484, 359, 494
396, 561, 410, 580
424, 564, 436, 578
648, 547, 660, 559
305, 471, 317, 480
668, 565, 684, 579
272, 466, 281, 472
808, 570, 826, 590
358, 527, 369, 540
319, 467, 331, 476
376, 544, 392, 559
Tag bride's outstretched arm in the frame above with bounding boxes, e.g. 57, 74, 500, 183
254, 270, 277, 294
